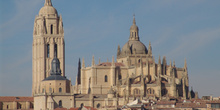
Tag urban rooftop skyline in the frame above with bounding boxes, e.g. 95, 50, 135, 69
0, 0, 220, 97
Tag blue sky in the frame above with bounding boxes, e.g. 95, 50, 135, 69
0, 0, 220, 97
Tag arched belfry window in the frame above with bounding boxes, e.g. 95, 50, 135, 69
54, 44, 57, 57
51, 24, 53, 34
105, 75, 108, 82
59, 100, 62, 107
47, 44, 50, 58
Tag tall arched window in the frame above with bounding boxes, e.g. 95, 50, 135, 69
104, 75, 108, 82
51, 24, 53, 34
80, 103, 84, 108
133, 88, 140, 96
54, 44, 57, 57
47, 44, 50, 58
97, 103, 101, 108
147, 88, 155, 94
59, 100, 62, 107
119, 75, 122, 80
42, 88, 45, 93
7, 105, 9, 109
59, 88, 62, 93
162, 89, 167, 96
49, 88, 52, 93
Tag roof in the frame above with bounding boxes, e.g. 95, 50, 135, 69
0, 96, 33, 102
206, 100, 220, 104
121, 40, 147, 55
74, 94, 107, 98
97, 62, 125, 67
43, 74, 67, 81
156, 101, 176, 105
175, 102, 207, 108
69, 106, 97, 110
54, 108, 68, 110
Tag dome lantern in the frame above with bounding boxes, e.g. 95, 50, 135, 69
39, 0, 58, 16
129, 15, 139, 41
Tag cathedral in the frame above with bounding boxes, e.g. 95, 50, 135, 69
32, 0, 192, 110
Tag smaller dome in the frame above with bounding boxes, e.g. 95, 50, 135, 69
50, 57, 61, 75
39, 5, 57, 16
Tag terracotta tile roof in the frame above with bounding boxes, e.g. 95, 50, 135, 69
154, 108, 176, 110
97, 62, 125, 67
69, 107, 79, 110
69, 106, 97, 110
156, 101, 176, 105
175, 102, 207, 108
84, 106, 97, 110
206, 100, 220, 104
54, 108, 68, 110
0, 96, 33, 102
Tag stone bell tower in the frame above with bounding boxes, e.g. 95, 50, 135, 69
32, 0, 65, 95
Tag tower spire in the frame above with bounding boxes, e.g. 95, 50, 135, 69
148, 41, 152, 56
77, 58, 81, 84
45, 0, 52, 6
82, 58, 85, 68
184, 58, 187, 69
133, 14, 136, 25
92, 55, 95, 67
158, 55, 161, 65
112, 56, 115, 66
117, 45, 121, 56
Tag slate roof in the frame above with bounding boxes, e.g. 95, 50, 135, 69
43, 74, 67, 81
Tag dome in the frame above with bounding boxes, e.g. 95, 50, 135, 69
121, 40, 148, 55
39, 5, 57, 16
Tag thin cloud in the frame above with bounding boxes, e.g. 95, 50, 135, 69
0, 0, 42, 40
166, 28, 220, 57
